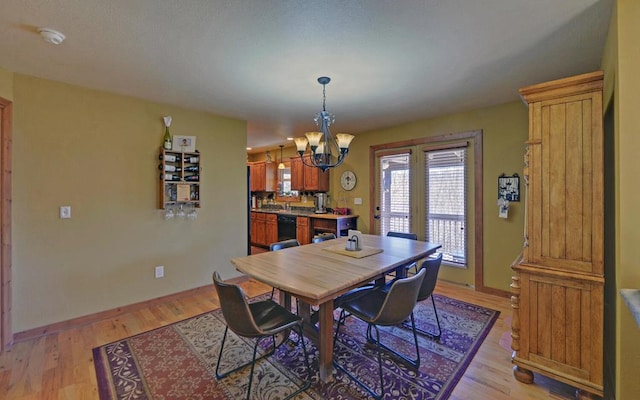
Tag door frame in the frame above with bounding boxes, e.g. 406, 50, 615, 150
0, 97, 12, 350
369, 130, 490, 293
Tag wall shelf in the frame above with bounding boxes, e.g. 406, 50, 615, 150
158, 148, 201, 209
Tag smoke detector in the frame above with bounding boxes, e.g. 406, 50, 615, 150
38, 28, 66, 45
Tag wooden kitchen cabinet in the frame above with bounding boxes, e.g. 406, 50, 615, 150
250, 211, 278, 247
310, 215, 358, 238
251, 212, 265, 246
290, 157, 304, 191
290, 156, 329, 192
249, 161, 276, 192
511, 71, 604, 398
296, 216, 310, 245
265, 213, 278, 245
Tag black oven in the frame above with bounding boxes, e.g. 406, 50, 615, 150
277, 214, 297, 241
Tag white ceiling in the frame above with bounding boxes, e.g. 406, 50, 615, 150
1, 0, 613, 153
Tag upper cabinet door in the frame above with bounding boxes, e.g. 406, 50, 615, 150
290, 157, 304, 191
290, 156, 330, 192
520, 72, 603, 276
249, 162, 276, 192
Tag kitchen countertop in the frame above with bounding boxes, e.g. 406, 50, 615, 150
251, 209, 358, 220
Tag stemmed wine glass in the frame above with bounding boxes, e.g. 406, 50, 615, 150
164, 204, 175, 220
187, 203, 198, 220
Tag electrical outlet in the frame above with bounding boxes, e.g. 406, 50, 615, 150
60, 206, 71, 219
155, 266, 164, 278
354, 198, 363, 205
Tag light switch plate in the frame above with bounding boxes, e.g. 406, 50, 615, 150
60, 206, 71, 219
354, 198, 363, 205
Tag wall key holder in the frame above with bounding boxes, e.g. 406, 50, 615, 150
498, 173, 520, 202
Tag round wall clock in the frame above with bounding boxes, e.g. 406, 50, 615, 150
340, 170, 357, 191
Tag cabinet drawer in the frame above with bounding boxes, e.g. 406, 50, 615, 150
312, 219, 335, 230
337, 218, 357, 231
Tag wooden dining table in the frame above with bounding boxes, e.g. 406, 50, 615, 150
230, 233, 441, 382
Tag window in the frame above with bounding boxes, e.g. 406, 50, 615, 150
276, 162, 299, 201
378, 152, 411, 235
424, 147, 467, 266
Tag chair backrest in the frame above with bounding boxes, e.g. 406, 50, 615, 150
386, 231, 418, 240
373, 268, 426, 326
312, 233, 337, 243
212, 271, 262, 337
416, 253, 443, 301
269, 239, 300, 251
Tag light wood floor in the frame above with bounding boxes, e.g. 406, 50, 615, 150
0, 279, 577, 399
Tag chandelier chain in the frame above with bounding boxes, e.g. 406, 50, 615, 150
322, 83, 327, 112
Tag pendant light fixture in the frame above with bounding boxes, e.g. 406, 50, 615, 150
278, 145, 285, 170
293, 77, 354, 172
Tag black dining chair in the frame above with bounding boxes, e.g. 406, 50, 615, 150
405, 253, 443, 338
333, 268, 426, 400
212, 271, 312, 400
311, 232, 337, 243
386, 231, 418, 240
386, 231, 419, 275
269, 238, 300, 251
380, 253, 443, 339
333, 232, 418, 310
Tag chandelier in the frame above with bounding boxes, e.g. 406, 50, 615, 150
293, 77, 354, 172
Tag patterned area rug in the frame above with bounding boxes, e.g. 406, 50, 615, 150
93, 294, 498, 399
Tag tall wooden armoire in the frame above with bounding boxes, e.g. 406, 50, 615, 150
511, 71, 604, 399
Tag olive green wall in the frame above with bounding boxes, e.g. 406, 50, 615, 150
328, 101, 528, 291
12, 74, 247, 332
0, 67, 13, 100
608, 1, 640, 398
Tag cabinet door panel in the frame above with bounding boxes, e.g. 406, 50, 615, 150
520, 271, 603, 385
296, 217, 310, 245
265, 214, 278, 245
304, 163, 318, 190
290, 157, 304, 190
527, 92, 602, 274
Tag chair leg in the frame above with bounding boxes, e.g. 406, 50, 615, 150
402, 295, 442, 339
216, 325, 311, 400
372, 325, 385, 399
333, 311, 383, 400
244, 338, 262, 400
215, 326, 276, 380
281, 324, 312, 400
366, 313, 421, 369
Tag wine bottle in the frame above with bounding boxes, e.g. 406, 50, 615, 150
163, 127, 172, 150
184, 156, 199, 163
184, 174, 199, 182
158, 164, 182, 172
184, 165, 200, 172
160, 173, 181, 181
159, 154, 181, 162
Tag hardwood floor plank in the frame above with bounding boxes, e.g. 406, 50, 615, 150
0, 279, 579, 399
